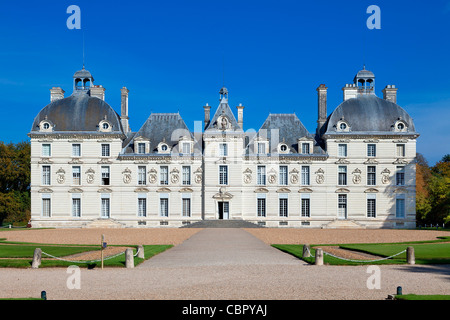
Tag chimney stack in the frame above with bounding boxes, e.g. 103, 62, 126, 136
382, 85, 398, 104
50, 87, 65, 102
237, 103, 244, 129
203, 103, 211, 129
120, 87, 130, 133
90, 85, 105, 100
316, 84, 327, 132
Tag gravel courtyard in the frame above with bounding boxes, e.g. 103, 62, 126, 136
0, 227, 449, 301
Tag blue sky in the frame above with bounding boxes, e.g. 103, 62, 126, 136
0, 0, 449, 165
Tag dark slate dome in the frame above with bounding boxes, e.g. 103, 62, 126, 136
325, 95, 416, 134
30, 92, 123, 133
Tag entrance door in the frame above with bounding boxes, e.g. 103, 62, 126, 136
218, 201, 229, 219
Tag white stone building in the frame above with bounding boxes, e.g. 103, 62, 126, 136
29, 66, 419, 228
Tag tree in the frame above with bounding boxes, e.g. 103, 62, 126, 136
0, 141, 31, 225
416, 153, 432, 224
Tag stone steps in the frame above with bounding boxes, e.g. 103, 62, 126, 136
323, 219, 365, 229
82, 218, 126, 229
180, 219, 263, 228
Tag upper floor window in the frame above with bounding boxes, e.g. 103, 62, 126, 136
396, 166, 405, 186
338, 144, 347, 157
182, 166, 191, 185
72, 166, 81, 185
338, 166, 347, 185
219, 143, 228, 157
301, 166, 310, 185
72, 144, 81, 157
396, 144, 405, 157
301, 143, 310, 154
42, 144, 51, 157
257, 142, 266, 155
160, 166, 169, 185
367, 144, 376, 157
138, 166, 146, 185
257, 166, 266, 185
219, 165, 228, 185
182, 142, 191, 154
137, 143, 146, 154
279, 166, 288, 185
101, 144, 110, 157
42, 166, 51, 185
367, 166, 376, 186
101, 166, 110, 185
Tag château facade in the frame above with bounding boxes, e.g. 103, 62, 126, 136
29, 66, 419, 228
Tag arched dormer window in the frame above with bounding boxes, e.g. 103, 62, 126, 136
336, 118, 351, 132
98, 119, 112, 132
39, 119, 54, 132
394, 119, 408, 132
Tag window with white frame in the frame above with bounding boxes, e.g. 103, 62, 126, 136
182, 166, 191, 185
160, 166, 169, 185
72, 196, 81, 217
182, 142, 191, 154
279, 166, 288, 185
257, 142, 266, 155
338, 144, 347, 157
182, 195, 191, 217
72, 144, 81, 157
396, 197, 405, 218
301, 143, 310, 154
72, 166, 81, 185
338, 194, 347, 219
138, 166, 146, 185
137, 143, 146, 154
257, 166, 266, 185
219, 143, 228, 157
101, 166, 110, 185
367, 196, 376, 218
42, 166, 51, 185
338, 166, 347, 185
219, 165, 228, 185
42, 144, 51, 157
301, 194, 310, 218
367, 144, 376, 157
101, 195, 110, 218
160, 196, 169, 217
101, 144, 110, 157
396, 144, 405, 157
301, 166, 310, 185
257, 194, 266, 217
279, 195, 288, 217
396, 166, 405, 186
42, 195, 51, 217
367, 166, 376, 186
138, 195, 147, 217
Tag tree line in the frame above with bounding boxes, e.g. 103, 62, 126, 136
0, 141, 448, 227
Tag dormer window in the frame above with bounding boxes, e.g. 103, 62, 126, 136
98, 119, 112, 132
39, 119, 54, 132
278, 143, 289, 154
336, 119, 351, 132
394, 119, 407, 132
158, 142, 170, 154
181, 142, 191, 154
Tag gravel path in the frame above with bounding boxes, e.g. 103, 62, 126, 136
0, 227, 449, 300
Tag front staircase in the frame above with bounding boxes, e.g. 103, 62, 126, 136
180, 219, 263, 228
323, 219, 365, 229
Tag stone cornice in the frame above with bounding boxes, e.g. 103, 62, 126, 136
28, 132, 126, 140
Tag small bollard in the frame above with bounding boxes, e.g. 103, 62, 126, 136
137, 245, 145, 259
302, 244, 310, 258
407, 246, 415, 265
397, 286, 402, 295
32, 248, 42, 269
315, 248, 324, 266
41, 291, 47, 300
125, 248, 134, 268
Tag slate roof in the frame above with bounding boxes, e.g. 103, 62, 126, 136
324, 95, 417, 135
30, 91, 123, 133
247, 113, 325, 154
122, 112, 197, 154
205, 99, 242, 132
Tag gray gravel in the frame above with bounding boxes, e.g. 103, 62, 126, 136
0, 228, 449, 300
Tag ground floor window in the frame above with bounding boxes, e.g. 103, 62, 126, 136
257, 197, 266, 217
338, 194, 347, 219
160, 197, 169, 217
42, 196, 51, 217
182, 197, 191, 217
367, 198, 376, 218
396, 198, 405, 218
101, 196, 110, 218
301, 198, 310, 217
279, 196, 288, 217
72, 197, 81, 217
138, 197, 147, 217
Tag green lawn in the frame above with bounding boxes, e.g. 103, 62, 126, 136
272, 236, 450, 265
395, 294, 450, 300
0, 239, 172, 268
